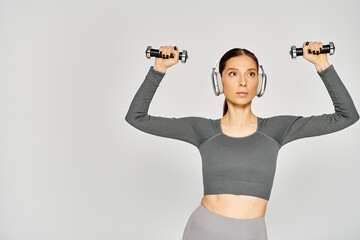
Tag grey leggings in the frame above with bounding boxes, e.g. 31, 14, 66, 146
182, 203, 268, 240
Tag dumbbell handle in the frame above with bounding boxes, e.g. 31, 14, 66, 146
289, 42, 335, 59
145, 46, 188, 63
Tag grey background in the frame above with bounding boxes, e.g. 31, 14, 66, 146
1, 0, 359, 239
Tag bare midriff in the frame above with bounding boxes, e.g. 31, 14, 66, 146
201, 194, 268, 219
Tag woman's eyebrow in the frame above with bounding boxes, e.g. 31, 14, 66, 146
226, 67, 257, 72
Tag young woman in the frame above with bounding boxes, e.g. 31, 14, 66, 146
125, 42, 359, 240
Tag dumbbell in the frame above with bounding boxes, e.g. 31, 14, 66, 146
289, 42, 335, 59
145, 46, 188, 63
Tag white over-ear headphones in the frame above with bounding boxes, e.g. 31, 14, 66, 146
211, 58, 267, 97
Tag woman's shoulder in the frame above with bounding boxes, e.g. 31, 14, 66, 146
260, 114, 300, 124
176, 116, 222, 148
184, 116, 221, 131
258, 115, 301, 146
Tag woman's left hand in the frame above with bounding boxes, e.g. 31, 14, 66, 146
302, 41, 330, 72
302, 41, 328, 65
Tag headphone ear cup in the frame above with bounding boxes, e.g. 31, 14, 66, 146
256, 64, 267, 97
211, 69, 218, 96
212, 69, 222, 96
216, 72, 223, 94
256, 73, 263, 96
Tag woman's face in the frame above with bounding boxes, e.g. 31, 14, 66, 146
221, 55, 259, 105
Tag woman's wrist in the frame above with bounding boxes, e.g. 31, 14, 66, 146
153, 64, 167, 74
315, 61, 330, 73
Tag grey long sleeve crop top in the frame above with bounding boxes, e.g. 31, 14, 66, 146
125, 64, 359, 201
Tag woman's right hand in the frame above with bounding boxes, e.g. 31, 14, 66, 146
154, 45, 179, 72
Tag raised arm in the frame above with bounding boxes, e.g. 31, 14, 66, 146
279, 64, 359, 147
125, 65, 207, 148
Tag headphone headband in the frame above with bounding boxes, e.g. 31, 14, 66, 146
212, 58, 221, 71
213, 58, 263, 73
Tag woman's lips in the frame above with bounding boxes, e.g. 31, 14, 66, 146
236, 92, 248, 96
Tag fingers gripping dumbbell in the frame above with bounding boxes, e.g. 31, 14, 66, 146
289, 42, 335, 59
145, 46, 188, 63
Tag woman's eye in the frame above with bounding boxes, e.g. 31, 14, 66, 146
229, 72, 256, 77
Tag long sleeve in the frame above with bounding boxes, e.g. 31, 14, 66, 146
125, 66, 208, 148
279, 64, 359, 147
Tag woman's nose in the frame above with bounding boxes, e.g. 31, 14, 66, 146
239, 79, 247, 86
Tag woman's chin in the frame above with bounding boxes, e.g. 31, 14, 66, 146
228, 98, 252, 106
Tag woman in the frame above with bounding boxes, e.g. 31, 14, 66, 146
125, 42, 359, 240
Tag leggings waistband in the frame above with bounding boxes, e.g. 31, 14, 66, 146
182, 203, 268, 240
199, 203, 265, 222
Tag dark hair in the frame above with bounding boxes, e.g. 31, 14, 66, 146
219, 48, 259, 116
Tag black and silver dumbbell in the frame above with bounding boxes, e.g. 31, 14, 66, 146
289, 42, 335, 59
145, 46, 188, 63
